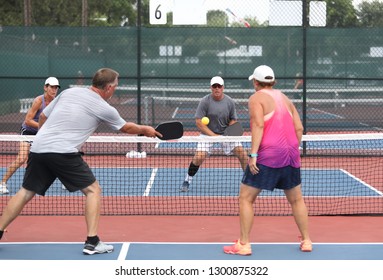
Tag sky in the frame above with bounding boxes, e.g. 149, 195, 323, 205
164, 0, 378, 25
204, 0, 377, 23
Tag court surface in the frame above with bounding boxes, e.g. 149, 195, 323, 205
1, 135, 382, 279
1, 215, 382, 280
2, 165, 383, 197
1, 241, 383, 260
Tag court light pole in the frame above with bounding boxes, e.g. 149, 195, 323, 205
23, 0, 32, 54
81, 0, 88, 53
24, 0, 32, 26
82, 0, 88, 26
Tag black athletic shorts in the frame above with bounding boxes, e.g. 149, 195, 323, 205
20, 127, 37, 136
241, 163, 301, 191
23, 152, 96, 196
20, 127, 37, 144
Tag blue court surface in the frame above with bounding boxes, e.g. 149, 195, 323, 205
2, 165, 382, 198
1, 242, 383, 260
2, 167, 382, 198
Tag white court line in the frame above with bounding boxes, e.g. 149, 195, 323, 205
118, 242, 130, 260
172, 106, 179, 119
4, 241, 383, 245
143, 168, 158, 196
340, 168, 383, 196
310, 108, 344, 119
310, 107, 381, 130
121, 241, 383, 245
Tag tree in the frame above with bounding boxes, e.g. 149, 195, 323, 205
206, 10, 227, 27
32, 0, 82, 26
89, 0, 137, 27
357, 0, 383, 27
230, 16, 260, 28
325, 0, 358, 27
0, 0, 24, 25
0, 0, 137, 27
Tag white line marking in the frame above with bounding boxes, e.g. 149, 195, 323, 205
310, 108, 344, 119
143, 168, 158, 196
340, 168, 383, 196
172, 107, 179, 119
117, 242, 130, 260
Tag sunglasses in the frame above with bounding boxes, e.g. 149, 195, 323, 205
212, 84, 223, 89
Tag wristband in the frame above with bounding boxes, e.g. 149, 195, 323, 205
248, 153, 258, 158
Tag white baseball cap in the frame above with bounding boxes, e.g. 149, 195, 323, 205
45, 77, 60, 88
210, 76, 224, 86
248, 65, 275, 82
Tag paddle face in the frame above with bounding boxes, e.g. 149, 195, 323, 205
223, 122, 243, 136
155, 121, 183, 140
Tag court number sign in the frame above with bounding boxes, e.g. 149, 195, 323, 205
150, 0, 167, 24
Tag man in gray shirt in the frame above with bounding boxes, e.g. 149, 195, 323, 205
0, 68, 161, 255
180, 76, 248, 192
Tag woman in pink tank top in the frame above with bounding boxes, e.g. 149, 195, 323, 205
255, 88, 300, 168
223, 65, 312, 256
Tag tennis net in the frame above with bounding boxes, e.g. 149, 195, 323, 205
0, 133, 382, 216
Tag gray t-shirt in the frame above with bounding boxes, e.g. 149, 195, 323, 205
195, 94, 238, 134
31, 87, 126, 153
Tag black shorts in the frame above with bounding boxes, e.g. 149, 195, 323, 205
20, 127, 37, 136
20, 127, 37, 144
23, 152, 96, 196
241, 163, 301, 191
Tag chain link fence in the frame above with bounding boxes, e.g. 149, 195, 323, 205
0, 0, 382, 134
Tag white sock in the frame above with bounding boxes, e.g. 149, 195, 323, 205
184, 175, 193, 183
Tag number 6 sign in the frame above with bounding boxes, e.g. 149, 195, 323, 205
150, 0, 167, 25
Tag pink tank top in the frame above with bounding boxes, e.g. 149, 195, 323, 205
256, 89, 300, 168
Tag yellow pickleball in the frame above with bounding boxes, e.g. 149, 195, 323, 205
201, 117, 210, 125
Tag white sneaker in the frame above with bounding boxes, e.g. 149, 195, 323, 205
0, 183, 9, 195
83, 241, 114, 255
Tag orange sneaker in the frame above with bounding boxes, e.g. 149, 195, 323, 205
223, 240, 252, 256
299, 237, 312, 252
